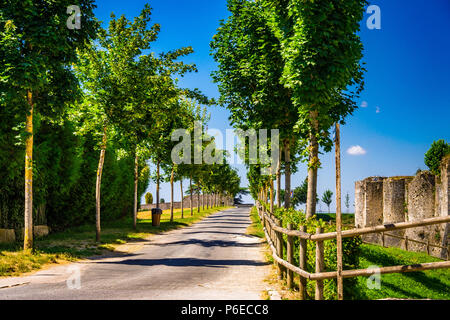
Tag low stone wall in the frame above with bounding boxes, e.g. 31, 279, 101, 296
16, 225, 50, 241
0, 229, 16, 243
140, 195, 233, 211
355, 156, 450, 259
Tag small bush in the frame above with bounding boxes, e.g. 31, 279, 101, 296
145, 192, 153, 204
424, 140, 450, 176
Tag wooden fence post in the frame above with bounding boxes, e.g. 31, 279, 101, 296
315, 227, 324, 300
382, 232, 385, 247
287, 223, 294, 289
405, 236, 409, 251
427, 240, 430, 255
299, 225, 308, 300
275, 217, 285, 280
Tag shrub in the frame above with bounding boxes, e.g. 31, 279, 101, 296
145, 192, 153, 205
424, 140, 450, 176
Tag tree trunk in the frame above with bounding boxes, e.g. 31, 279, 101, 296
284, 140, 291, 209
96, 126, 107, 242
270, 168, 274, 213
335, 123, 344, 300
180, 180, 184, 219
133, 152, 138, 230
190, 177, 193, 216
156, 160, 160, 209
170, 167, 174, 222
197, 189, 200, 213
24, 90, 34, 250
202, 190, 205, 211
276, 149, 282, 208
306, 110, 319, 219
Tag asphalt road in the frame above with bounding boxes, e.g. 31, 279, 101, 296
0, 207, 272, 300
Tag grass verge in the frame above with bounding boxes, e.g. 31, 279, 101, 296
0, 206, 232, 278
247, 206, 265, 238
357, 243, 450, 300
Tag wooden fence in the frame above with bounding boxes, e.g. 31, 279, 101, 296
256, 202, 450, 300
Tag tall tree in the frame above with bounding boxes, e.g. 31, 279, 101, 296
264, 0, 367, 217
0, 0, 98, 249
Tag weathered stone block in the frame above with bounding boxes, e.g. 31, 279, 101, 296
0, 229, 16, 243
383, 177, 413, 248
358, 177, 385, 244
354, 180, 365, 229
406, 171, 436, 254
17, 225, 50, 240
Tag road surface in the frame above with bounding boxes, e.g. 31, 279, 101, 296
0, 207, 273, 300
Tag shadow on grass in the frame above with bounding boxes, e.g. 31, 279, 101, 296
359, 244, 450, 299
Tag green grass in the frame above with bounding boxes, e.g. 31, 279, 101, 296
316, 213, 355, 226
0, 206, 232, 278
247, 206, 265, 238
357, 244, 450, 300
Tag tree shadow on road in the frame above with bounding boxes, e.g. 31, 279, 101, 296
97, 257, 269, 268
150, 239, 260, 248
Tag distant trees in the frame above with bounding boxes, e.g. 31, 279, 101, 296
425, 140, 450, 176
345, 192, 351, 214
321, 190, 334, 213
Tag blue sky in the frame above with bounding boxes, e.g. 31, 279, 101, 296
93, 0, 450, 210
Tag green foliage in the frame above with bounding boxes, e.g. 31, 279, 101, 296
145, 192, 153, 205
160, 198, 165, 204
292, 178, 308, 207
265, 0, 367, 151
268, 205, 364, 300
321, 190, 333, 213
0, 115, 149, 231
424, 140, 450, 176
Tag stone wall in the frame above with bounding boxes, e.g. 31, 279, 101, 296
355, 177, 385, 244
0, 229, 16, 243
382, 177, 412, 247
355, 156, 450, 259
140, 195, 233, 211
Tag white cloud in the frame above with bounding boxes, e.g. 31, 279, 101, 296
347, 145, 367, 156
361, 101, 368, 108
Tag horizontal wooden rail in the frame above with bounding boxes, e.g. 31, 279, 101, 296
312, 261, 450, 280
259, 204, 450, 243
311, 216, 450, 241
383, 232, 449, 250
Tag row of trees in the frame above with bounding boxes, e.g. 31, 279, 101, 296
0, 2, 241, 249
211, 0, 367, 216
211, 0, 367, 301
